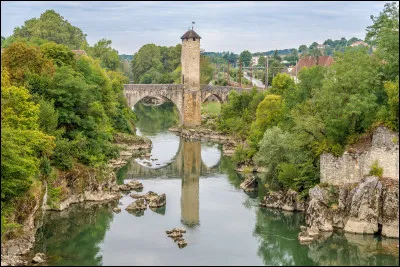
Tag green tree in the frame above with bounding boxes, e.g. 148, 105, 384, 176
87, 39, 120, 71
40, 42, 75, 67
1, 42, 55, 86
248, 95, 284, 152
270, 73, 295, 96
239, 50, 252, 67
13, 10, 87, 49
366, 1, 399, 80
257, 56, 265, 66
298, 45, 308, 53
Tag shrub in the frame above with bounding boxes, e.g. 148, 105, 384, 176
369, 160, 383, 177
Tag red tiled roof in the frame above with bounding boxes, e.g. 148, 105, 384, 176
71, 50, 87, 56
289, 56, 334, 75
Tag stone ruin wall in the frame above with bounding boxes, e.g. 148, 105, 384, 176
320, 126, 399, 185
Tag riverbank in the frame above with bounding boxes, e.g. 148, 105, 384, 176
169, 125, 237, 156
257, 126, 399, 243
0, 133, 152, 266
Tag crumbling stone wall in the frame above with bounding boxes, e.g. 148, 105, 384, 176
320, 126, 399, 185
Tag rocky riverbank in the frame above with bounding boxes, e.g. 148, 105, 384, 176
259, 176, 399, 243
108, 133, 152, 169
298, 176, 399, 243
1, 133, 153, 266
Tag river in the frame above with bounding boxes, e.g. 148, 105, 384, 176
33, 101, 399, 266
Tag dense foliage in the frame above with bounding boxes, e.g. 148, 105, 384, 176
217, 2, 399, 196
1, 10, 136, 239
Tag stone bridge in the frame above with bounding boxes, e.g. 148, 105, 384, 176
123, 83, 260, 124
123, 28, 266, 126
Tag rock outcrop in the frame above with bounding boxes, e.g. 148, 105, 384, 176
260, 189, 307, 212
126, 199, 147, 212
240, 176, 258, 192
31, 253, 45, 264
300, 176, 399, 243
165, 228, 188, 248
45, 165, 122, 212
147, 193, 166, 208
118, 180, 143, 192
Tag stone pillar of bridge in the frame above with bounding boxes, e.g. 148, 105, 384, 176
181, 29, 201, 126
180, 140, 201, 227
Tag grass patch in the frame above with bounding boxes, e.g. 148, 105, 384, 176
202, 101, 221, 116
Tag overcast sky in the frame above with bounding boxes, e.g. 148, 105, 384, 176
1, 1, 389, 55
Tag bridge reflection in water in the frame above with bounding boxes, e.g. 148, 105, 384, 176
124, 138, 221, 228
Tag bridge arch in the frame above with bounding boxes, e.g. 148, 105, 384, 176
124, 84, 184, 125
202, 93, 224, 104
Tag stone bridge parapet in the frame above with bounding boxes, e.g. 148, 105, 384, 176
123, 83, 266, 125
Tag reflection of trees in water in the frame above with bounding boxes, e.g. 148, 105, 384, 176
134, 101, 179, 134
34, 202, 114, 266
253, 208, 314, 266
218, 155, 243, 189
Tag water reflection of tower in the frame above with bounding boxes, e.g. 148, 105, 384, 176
180, 140, 201, 227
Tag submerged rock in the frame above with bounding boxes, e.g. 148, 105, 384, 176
240, 176, 258, 192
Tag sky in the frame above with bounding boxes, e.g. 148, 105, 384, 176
1, 1, 390, 55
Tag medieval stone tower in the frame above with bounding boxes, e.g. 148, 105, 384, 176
181, 29, 201, 126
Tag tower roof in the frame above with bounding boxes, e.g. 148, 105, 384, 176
181, 29, 201, 39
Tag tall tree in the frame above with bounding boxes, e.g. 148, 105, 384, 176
239, 50, 252, 67
366, 1, 399, 80
12, 10, 87, 49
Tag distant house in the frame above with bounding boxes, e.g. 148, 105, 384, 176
316, 44, 325, 50
289, 56, 334, 83
251, 56, 259, 65
71, 50, 87, 56
350, 41, 368, 47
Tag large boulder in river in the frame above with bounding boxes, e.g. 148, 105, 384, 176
344, 176, 381, 234
118, 180, 143, 192
126, 198, 147, 212
148, 193, 166, 208
240, 176, 258, 192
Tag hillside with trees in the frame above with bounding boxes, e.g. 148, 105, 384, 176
216, 2, 399, 197
1, 10, 138, 240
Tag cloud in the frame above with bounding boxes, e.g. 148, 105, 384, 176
1, 1, 390, 54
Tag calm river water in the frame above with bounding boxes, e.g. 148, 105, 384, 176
33, 102, 399, 266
